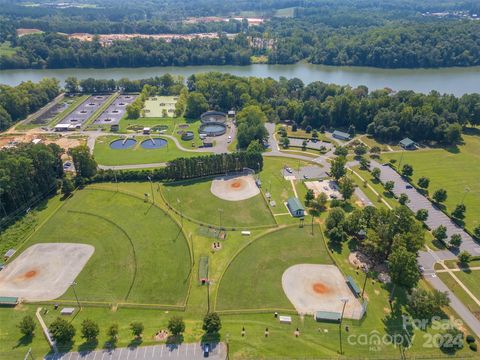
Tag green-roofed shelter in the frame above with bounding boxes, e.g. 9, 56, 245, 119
399, 137, 416, 150
287, 197, 305, 217
314, 311, 342, 322
0, 296, 18, 306
332, 130, 351, 141
346, 275, 361, 297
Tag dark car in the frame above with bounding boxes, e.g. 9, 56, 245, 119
203, 343, 210, 357
406, 185, 413, 189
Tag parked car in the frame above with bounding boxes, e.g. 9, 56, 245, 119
203, 343, 210, 357
285, 167, 293, 173
406, 185, 413, 189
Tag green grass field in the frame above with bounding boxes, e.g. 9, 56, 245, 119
162, 178, 276, 228
0, 42, 18, 57
438, 270, 480, 314
93, 135, 204, 165
216, 226, 332, 310
143, 96, 178, 118
382, 133, 480, 231
21, 189, 191, 305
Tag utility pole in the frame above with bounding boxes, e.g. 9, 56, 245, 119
361, 265, 369, 299
339, 297, 349, 355
147, 176, 155, 204
177, 198, 183, 228
218, 208, 223, 228
461, 186, 470, 204
71, 281, 81, 310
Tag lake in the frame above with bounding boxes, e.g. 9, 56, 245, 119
1, 63, 480, 95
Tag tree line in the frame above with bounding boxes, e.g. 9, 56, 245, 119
0, 78, 60, 131
185, 72, 479, 144
0, 143, 64, 226
0, 32, 252, 69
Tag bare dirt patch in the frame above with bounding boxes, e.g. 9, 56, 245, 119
282, 264, 364, 319
210, 175, 260, 201
0, 243, 94, 301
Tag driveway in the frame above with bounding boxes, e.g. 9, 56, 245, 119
45, 342, 227, 360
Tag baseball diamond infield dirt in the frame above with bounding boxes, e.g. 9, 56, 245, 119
210, 175, 260, 201
282, 264, 364, 320
0, 243, 94, 301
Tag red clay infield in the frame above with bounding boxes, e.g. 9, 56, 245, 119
312, 282, 330, 294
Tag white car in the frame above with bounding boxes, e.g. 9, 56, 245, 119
285, 167, 293, 173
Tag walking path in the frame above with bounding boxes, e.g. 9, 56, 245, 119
36, 307, 57, 353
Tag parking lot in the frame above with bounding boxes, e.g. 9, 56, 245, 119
94, 94, 138, 125
44, 342, 226, 360
370, 160, 479, 254
58, 95, 111, 127
288, 137, 333, 151
282, 165, 327, 180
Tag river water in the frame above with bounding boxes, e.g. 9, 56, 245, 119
1, 63, 480, 95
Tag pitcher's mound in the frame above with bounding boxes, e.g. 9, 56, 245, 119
211, 175, 259, 201
0, 243, 94, 301
282, 264, 364, 320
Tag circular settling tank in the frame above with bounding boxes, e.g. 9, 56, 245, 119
181, 131, 195, 141
110, 138, 137, 149
199, 122, 227, 136
140, 138, 168, 149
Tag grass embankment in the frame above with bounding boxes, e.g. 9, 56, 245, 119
94, 135, 203, 165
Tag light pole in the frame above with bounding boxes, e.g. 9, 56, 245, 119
361, 265, 369, 299
461, 186, 470, 204
218, 208, 223, 228
147, 176, 155, 204
339, 297, 349, 355
71, 281, 81, 310
177, 198, 183, 228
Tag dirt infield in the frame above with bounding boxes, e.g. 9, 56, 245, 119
0, 243, 94, 301
282, 264, 364, 319
210, 175, 260, 201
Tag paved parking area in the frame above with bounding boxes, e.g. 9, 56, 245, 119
45, 342, 226, 360
288, 137, 333, 151
282, 165, 327, 180
95, 95, 138, 125
58, 95, 111, 127
369, 160, 479, 255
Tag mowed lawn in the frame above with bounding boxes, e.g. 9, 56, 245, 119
382, 134, 480, 231
438, 270, 480, 314
162, 178, 275, 228
216, 226, 332, 311
23, 189, 191, 305
93, 135, 203, 165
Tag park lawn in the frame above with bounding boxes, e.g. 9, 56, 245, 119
93, 135, 203, 165
277, 123, 332, 143
382, 134, 480, 231
216, 226, 332, 311
259, 157, 312, 215
161, 178, 275, 228
350, 165, 398, 209
360, 134, 401, 151
22, 188, 191, 305
438, 270, 480, 314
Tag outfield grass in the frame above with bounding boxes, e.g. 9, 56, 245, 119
94, 135, 204, 165
162, 178, 276, 228
22, 189, 191, 305
216, 226, 332, 310
382, 134, 480, 231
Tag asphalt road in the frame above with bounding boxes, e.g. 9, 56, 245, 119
44, 342, 227, 360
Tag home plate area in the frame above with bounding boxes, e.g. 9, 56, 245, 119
282, 264, 365, 320
210, 174, 259, 201
0, 243, 94, 301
